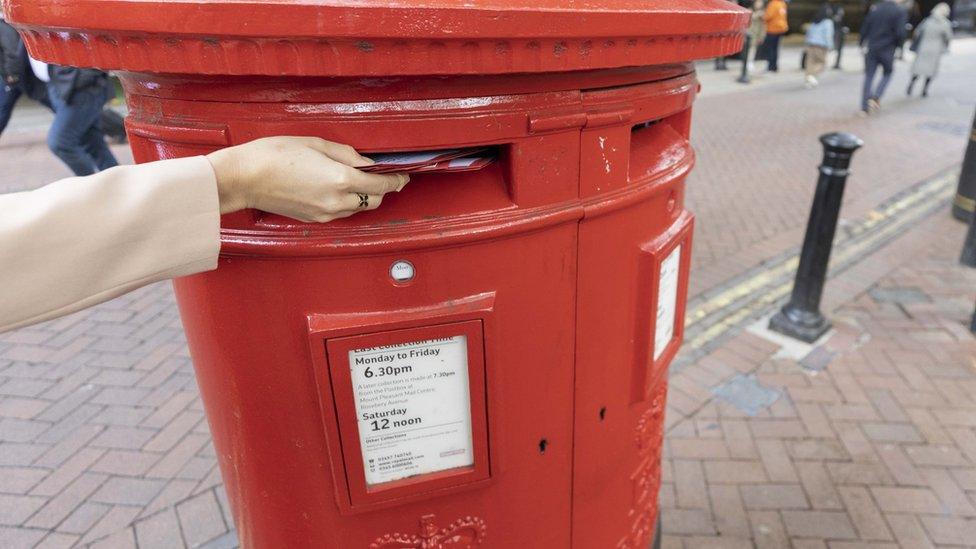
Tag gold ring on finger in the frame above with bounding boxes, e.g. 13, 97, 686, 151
357, 193, 369, 208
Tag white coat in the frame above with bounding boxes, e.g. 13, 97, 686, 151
911, 14, 953, 78
0, 157, 220, 332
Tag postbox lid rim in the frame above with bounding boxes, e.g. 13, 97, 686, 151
5, 0, 750, 77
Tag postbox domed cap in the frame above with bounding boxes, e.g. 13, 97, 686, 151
5, 0, 749, 77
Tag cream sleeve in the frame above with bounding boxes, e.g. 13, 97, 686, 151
0, 156, 221, 333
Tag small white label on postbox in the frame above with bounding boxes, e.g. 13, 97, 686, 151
390, 260, 415, 282
348, 336, 474, 486
654, 245, 681, 361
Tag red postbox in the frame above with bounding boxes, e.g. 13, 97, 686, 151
7, 2, 747, 547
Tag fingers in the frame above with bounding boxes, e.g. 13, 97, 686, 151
300, 137, 372, 167
304, 193, 384, 223
290, 137, 409, 194
321, 192, 385, 217
342, 168, 410, 195
345, 192, 384, 212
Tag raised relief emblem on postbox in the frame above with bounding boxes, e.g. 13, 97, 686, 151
370, 514, 487, 549
618, 382, 668, 549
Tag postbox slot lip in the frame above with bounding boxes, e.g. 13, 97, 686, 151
217, 202, 583, 257
628, 118, 692, 184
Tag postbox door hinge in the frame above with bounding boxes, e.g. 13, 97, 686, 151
527, 111, 587, 134
585, 108, 635, 129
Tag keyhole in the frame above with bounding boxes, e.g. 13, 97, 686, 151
599, 407, 607, 421
538, 439, 548, 454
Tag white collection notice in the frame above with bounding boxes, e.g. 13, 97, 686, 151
348, 336, 474, 486
654, 245, 681, 361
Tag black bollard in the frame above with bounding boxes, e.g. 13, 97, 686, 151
962, 213, 976, 333
770, 133, 864, 342
737, 33, 752, 84
833, 26, 849, 70
952, 109, 976, 223
961, 196, 976, 268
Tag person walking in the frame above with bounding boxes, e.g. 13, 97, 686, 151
0, 16, 19, 135
37, 61, 119, 175
762, 0, 789, 72
804, 7, 834, 88
907, 2, 953, 97
747, 0, 768, 71
825, 0, 846, 67
859, 0, 909, 114
0, 16, 49, 137
3, 18, 125, 145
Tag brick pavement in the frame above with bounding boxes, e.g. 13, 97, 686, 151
660, 210, 976, 548
687, 38, 976, 296
0, 285, 235, 548
1, 40, 975, 547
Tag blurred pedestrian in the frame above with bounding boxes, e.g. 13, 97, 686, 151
1, 16, 50, 137
36, 60, 119, 176
907, 2, 953, 97
896, 0, 921, 59
762, 0, 789, 72
825, 0, 846, 66
747, 0, 768, 71
2, 18, 125, 147
859, 0, 909, 114
804, 7, 835, 88
0, 17, 18, 135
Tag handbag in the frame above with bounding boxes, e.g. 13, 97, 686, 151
909, 28, 923, 52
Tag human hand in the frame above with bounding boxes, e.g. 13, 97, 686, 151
207, 137, 408, 222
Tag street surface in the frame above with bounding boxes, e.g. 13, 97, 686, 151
0, 40, 974, 548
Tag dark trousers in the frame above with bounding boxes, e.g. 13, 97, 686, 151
0, 84, 21, 137
862, 47, 895, 111
1, 83, 54, 138
47, 84, 118, 176
765, 33, 784, 71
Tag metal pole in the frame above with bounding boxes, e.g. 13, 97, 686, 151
962, 212, 976, 333
737, 33, 752, 84
770, 132, 864, 342
952, 109, 976, 223
833, 26, 848, 70
961, 196, 976, 267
